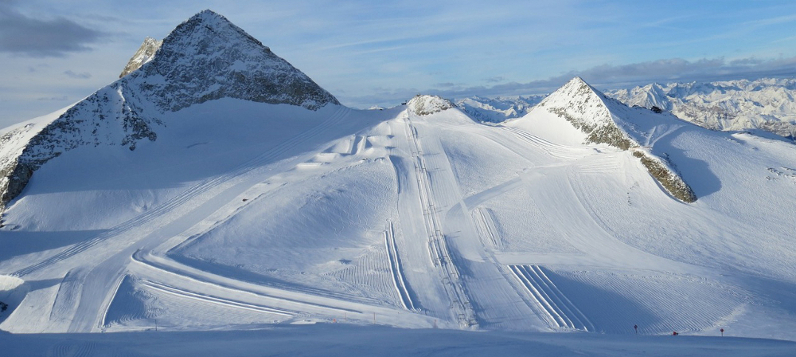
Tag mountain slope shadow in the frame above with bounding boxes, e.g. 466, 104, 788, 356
538, 268, 663, 334
651, 128, 722, 198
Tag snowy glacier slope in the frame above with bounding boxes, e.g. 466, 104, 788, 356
0, 10, 795, 356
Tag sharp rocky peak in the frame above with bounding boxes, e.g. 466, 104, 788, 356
130, 9, 339, 111
0, 10, 340, 211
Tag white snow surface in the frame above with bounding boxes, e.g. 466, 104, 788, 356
0, 324, 794, 357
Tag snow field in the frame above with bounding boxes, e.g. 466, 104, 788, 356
1, 96, 795, 342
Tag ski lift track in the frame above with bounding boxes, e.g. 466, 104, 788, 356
403, 111, 478, 328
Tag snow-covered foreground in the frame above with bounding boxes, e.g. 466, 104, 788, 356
2, 324, 795, 357
1, 87, 795, 347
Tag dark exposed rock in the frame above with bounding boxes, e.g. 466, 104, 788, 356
632, 151, 697, 203
0, 160, 33, 210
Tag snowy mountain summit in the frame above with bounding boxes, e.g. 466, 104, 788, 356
514, 77, 696, 202
0, 10, 338, 210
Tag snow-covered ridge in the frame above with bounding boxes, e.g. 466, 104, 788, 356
0, 9, 339, 210
527, 77, 696, 202
607, 78, 796, 139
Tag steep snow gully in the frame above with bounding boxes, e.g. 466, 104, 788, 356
1, 10, 796, 350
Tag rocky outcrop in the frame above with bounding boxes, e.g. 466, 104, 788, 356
0, 160, 32, 210
407, 95, 454, 116
631, 151, 696, 203
119, 37, 162, 78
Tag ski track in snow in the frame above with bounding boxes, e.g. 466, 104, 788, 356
12, 106, 352, 278
509, 265, 594, 331
141, 279, 293, 317
384, 220, 415, 311
14, 106, 382, 332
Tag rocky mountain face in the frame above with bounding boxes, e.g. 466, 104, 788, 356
607, 78, 796, 139
119, 37, 162, 78
0, 10, 339, 211
533, 77, 696, 202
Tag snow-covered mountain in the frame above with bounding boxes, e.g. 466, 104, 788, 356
606, 78, 796, 139
1, 9, 796, 353
455, 95, 544, 123
512, 77, 695, 202
0, 10, 338, 211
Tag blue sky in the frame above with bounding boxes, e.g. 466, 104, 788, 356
2, 0, 796, 125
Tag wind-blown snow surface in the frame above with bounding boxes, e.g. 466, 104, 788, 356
1, 88, 795, 345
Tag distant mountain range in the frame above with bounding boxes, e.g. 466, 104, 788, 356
456, 78, 796, 140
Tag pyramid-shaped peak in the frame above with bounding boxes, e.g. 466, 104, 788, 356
193, 9, 226, 21
568, 76, 588, 86
159, 9, 263, 52
540, 77, 607, 112
131, 10, 338, 111
551, 77, 602, 99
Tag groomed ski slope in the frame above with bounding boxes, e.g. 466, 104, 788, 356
1, 95, 795, 345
